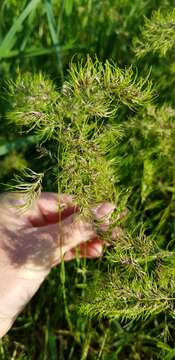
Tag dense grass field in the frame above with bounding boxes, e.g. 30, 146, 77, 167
1, 1, 175, 359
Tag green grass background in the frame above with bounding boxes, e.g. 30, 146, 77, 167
1, 0, 175, 359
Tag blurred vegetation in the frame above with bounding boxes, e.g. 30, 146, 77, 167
1, 1, 175, 359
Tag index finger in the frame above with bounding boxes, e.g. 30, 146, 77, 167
25, 192, 78, 227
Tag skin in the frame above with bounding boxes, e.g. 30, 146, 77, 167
0, 192, 115, 338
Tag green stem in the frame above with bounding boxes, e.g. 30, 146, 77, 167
57, 133, 73, 333
137, 251, 175, 264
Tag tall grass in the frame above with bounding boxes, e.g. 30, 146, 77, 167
1, 1, 175, 359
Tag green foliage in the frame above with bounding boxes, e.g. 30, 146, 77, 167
6, 58, 152, 222
0, 152, 27, 178
80, 230, 175, 322
1, 1, 175, 359
0, 0, 40, 60
110, 104, 175, 230
7, 72, 59, 131
134, 8, 175, 57
0, 0, 173, 78
4, 54, 175, 358
7, 168, 44, 210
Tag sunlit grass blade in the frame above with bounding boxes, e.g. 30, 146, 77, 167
0, 0, 41, 59
64, 0, 74, 16
44, 0, 63, 80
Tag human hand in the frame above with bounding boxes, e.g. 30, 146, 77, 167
0, 192, 115, 338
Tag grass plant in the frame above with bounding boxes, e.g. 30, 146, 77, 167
1, 1, 175, 359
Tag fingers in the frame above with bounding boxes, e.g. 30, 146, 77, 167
52, 202, 116, 265
51, 202, 116, 265
0, 192, 77, 228
91, 202, 116, 236
17, 201, 117, 269
1, 192, 77, 227
58, 238, 103, 263
58, 218, 96, 255
24, 192, 77, 227
10, 216, 96, 271
91, 202, 116, 223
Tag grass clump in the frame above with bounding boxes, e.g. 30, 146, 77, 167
6, 56, 175, 359
134, 8, 175, 57
6, 57, 152, 222
1, 1, 175, 359
4, 55, 175, 360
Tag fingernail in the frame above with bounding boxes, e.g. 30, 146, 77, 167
91, 243, 103, 257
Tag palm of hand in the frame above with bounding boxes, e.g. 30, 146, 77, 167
0, 192, 114, 338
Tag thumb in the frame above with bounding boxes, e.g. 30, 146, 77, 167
10, 214, 96, 274
45, 216, 97, 267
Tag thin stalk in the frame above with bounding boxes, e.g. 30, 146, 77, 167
57, 130, 73, 333
60, 260, 73, 332
110, 251, 175, 265
80, 319, 92, 360
137, 251, 175, 265
97, 329, 109, 360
